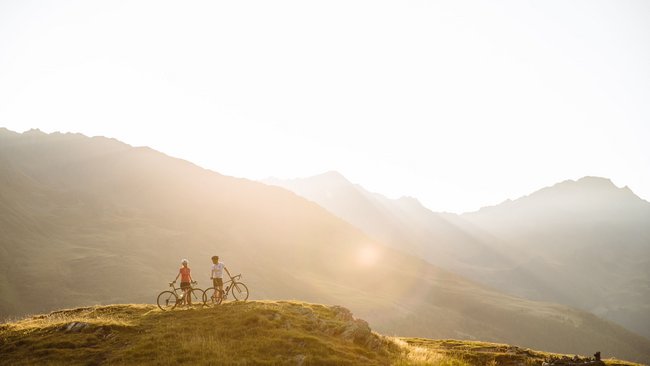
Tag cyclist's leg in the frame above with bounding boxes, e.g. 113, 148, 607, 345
210, 278, 217, 300
215, 278, 223, 300
180, 283, 190, 305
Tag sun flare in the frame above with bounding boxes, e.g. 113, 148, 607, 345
358, 246, 380, 266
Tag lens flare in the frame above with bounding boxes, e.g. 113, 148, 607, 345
358, 246, 380, 266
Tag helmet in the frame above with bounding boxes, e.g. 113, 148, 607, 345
181, 258, 188, 264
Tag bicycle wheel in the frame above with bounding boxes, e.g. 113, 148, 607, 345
188, 288, 205, 307
202, 287, 223, 305
231, 282, 249, 301
157, 290, 178, 311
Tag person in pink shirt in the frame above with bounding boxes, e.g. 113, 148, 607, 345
172, 259, 194, 305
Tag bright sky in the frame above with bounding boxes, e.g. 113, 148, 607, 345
1, 1, 649, 213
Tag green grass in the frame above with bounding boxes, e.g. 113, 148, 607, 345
0, 302, 644, 366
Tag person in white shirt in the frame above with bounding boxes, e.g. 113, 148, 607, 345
210, 255, 231, 301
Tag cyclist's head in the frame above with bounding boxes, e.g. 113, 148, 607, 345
211, 255, 219, 263
181, 258, 188, 266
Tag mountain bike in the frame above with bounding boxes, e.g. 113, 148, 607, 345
156, 281, 204, 311
202, 274, 249, 305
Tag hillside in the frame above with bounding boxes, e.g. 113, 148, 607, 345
264, 173, 650, 339
0, 302, 642, 366
2, 128, 650, 363
263, 172, 489, 265
461, 177, 650, 338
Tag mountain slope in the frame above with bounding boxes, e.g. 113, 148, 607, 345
263, 172, 509, 268
1, 128, 650, 363
264, 173, 650, 339
0, 302, 642, 366
461, 177, 650, 338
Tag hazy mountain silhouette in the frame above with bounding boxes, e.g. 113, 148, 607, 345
265, 173, 650, 340
2, 128, 650, 363
461, 177, 650, 338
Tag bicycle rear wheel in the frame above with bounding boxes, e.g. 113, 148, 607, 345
231, 282, 249, 301
157, 290, 178, 311
202, 287, 223, 306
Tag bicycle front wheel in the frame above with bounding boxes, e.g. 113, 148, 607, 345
202, 287, 223, 306
188, 288, 205, 307
157, 290, 178, 311
231, 282, 249, 301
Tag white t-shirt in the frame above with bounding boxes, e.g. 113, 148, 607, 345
211, 263, 225, 279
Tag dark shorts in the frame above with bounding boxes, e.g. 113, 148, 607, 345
180, 282, 191, 291
213, 278, 223, 287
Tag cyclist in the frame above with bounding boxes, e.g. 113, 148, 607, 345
210, 255, 232, 301
172, 259, 194, 305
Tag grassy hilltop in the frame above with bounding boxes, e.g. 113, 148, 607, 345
0, 301, 642, 366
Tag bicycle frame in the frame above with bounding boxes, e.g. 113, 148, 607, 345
169, 282, 202, 302
208, 274, 241, 299
157, 281, 205, 311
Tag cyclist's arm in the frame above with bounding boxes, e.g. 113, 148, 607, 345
172, 272, 180, 283
225, 266, 232, 278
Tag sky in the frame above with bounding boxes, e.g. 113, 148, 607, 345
1, 0, 649, 213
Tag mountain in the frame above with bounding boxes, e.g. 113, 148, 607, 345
263, 172, 500, 266
1, 128, 650, 363
461, 177, 650, 338
1, 302, 642, 366
264, 173, 650, 340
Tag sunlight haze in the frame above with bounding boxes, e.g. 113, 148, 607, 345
1, 0, 649, 212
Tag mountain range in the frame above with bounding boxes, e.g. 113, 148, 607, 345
1, 128, 649, 363
264, 171, 650, 339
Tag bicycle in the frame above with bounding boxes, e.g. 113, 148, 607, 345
156, 280, 204, 311
202, 274, 249, 305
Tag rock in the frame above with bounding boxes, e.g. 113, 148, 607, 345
331, 305, 353, 321
341, 319, 372, 345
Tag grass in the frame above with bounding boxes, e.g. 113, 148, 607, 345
0, 302, 645, 366
391, 338, 644, 366
1, 301, 395, 365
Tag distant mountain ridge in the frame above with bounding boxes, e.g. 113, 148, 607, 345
2, 128, 650, 363
264, 172, 650, 340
